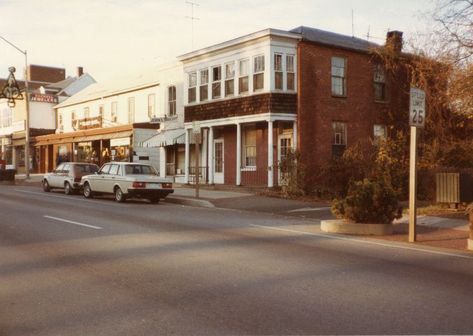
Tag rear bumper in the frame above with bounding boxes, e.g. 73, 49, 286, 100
127, 188, 174, 199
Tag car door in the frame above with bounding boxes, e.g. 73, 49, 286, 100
61, 164, 71, 188
105, 164, 120, 193
90, 164, 111, 192
49, 163, 64, 188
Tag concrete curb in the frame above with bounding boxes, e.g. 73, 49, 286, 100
165, 196, 215, 208
321, 219, 393, 235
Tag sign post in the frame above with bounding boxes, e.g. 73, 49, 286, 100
408, 88, 426, 243
192, 122, 201, 199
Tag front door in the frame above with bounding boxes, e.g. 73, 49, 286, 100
213, 139, 224, 184
278, 134, 292, 185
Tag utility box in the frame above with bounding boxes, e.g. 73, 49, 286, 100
436, 173, 473, 204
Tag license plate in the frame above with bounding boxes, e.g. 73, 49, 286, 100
147, 183, 162, 189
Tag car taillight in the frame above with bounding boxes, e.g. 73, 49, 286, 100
162, 183, 172, 189
133, 182, 146, 188
74, 177, 81, 183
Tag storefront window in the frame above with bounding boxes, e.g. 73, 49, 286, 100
110, 137, 131, 162
75, 142, 98, 164
56, 145, 71, 165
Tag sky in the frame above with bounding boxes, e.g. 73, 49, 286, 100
0, 0, 437, 82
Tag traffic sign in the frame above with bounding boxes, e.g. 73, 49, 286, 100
409, 88, 426, 128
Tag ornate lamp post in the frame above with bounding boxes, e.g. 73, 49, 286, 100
0, 35, 31, 178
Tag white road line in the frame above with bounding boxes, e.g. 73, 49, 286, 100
249, 224, 473, 260
44, 215, 103, 230
287, 207, 331, 213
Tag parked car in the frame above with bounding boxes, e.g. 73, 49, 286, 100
81, 162, 173, 203
42, 162, 99, 195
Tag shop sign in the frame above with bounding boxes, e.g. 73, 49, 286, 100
111, 137, 131, 147
78, 116, 102, 130
30, 93, 58, 104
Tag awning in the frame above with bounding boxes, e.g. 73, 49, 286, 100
142, 128, 187, 147
35, 130, 133, 146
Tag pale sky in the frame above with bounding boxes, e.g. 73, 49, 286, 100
0, 0, 435, 82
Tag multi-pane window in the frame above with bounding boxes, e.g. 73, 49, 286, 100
212, 66, 222, 99
168, 86, 176, 116
0, 107, 12, 128
274, 54, 283, 90
239, 59, 249, 94
188, 72, 197, 103
332, 121, 347, 158
253, 55, 265, 91
243, 126, 257, 167
200, 69, 208, 101
373, 124, 387, 143
374, 64, 387, 101
128, 97, 135, 124
58, 113, 63, 129
147, 94, 155, 118
225, 62, 235, 97
331, 57, 346, 96
71, 111, 76, 128
332, 122, 347, 145
83, 107, 90, 119
111, 102, 118, 123
286, 55, 295, 91
99, 105, 104, 120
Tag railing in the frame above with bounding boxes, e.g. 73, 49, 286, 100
188, 166, 208, 184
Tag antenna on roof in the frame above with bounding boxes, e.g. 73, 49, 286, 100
366, 25, 371, 41
185, 0, 200, 49
351, 9, 355, 37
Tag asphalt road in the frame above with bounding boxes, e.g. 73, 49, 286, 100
1, 185, 473, 335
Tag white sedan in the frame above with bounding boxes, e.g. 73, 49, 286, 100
81, 162, 173, 203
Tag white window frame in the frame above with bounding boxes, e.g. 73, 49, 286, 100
331, 57, 347, 97
148, 94, 155, 118
242, 125, 257, 168
253, 55, 265, 91
225, 62, 235, 97
212, 66, 222, 99
373, 64, 387, 102
111, 102, 118, 123
128, 97, 135, 124
286, 55, 295, 91
188, 71, 197, 103
168, 86, 176, 116
199, 69, 209, 102
239, 58, 249, 94
332, 121, 347, 145
274, 53, 283, 90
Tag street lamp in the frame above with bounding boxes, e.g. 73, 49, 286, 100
0, 35, 31, 179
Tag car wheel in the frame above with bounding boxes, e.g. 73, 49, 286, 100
42, 180, 51, 192
83, 183, 93, 198
149, 196, 160, 204
114, 187, 126, 203
64, 182, 73, 195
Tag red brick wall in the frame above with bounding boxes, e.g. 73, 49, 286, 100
297, 41, 406, 175
28, 65, 65, 83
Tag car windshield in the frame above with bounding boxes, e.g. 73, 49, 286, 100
74, 165, 99, 174
124, 165, 157, 176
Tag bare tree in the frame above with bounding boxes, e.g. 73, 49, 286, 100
434, 0, 473, 63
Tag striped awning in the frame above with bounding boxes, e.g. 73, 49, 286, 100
142, 128, 188, 147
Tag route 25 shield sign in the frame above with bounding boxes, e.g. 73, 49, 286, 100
409, 88, 426, 128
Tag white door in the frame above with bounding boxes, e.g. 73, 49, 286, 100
278, 134, 292, 185
213, 139, 224, 184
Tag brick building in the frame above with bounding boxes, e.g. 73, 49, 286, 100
180, 26, 408, 188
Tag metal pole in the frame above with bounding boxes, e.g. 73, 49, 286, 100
409, 126, 417, 242
24, 51, 30, 179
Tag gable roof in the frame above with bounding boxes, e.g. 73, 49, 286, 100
290, 26, 379, 52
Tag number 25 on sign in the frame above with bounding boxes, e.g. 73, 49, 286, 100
409, 88, 426, 128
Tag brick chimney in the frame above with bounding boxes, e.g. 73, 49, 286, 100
386, 31, 403, 54
77, 66, 84, 77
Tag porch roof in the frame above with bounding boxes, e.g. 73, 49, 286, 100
142, 128, 188, 148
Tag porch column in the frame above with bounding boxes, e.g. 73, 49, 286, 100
159, 146, 166, 178
292, 120, 298, 151
236, 123, 241, 186
202, 128, 208, 183
208, 126, 214, 184
185, 129, 190, 184
268, 120, 274, 188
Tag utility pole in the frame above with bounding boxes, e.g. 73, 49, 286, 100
185, 0, 200, 49
0, 35, 30, 179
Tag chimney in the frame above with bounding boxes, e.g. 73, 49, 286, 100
77, 66, 84, 77
386, 31, 403, 54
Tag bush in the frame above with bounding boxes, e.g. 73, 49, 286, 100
332, 178, 402, 224
278, 151, 308, 197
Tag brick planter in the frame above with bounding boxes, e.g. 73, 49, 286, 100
321, 219, 393, 235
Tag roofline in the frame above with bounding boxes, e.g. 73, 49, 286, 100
177, 28, 301, 61
54, 82, 160, 109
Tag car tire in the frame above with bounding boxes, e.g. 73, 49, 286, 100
149, 196, 160, 204
83, 183, 93, 199
64, 182, 73, 195
42, 180, 51, 192
114, 187, 126, 203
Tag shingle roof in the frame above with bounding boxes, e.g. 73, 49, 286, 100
45, 76, 77, 90
290, 26, 379, 52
